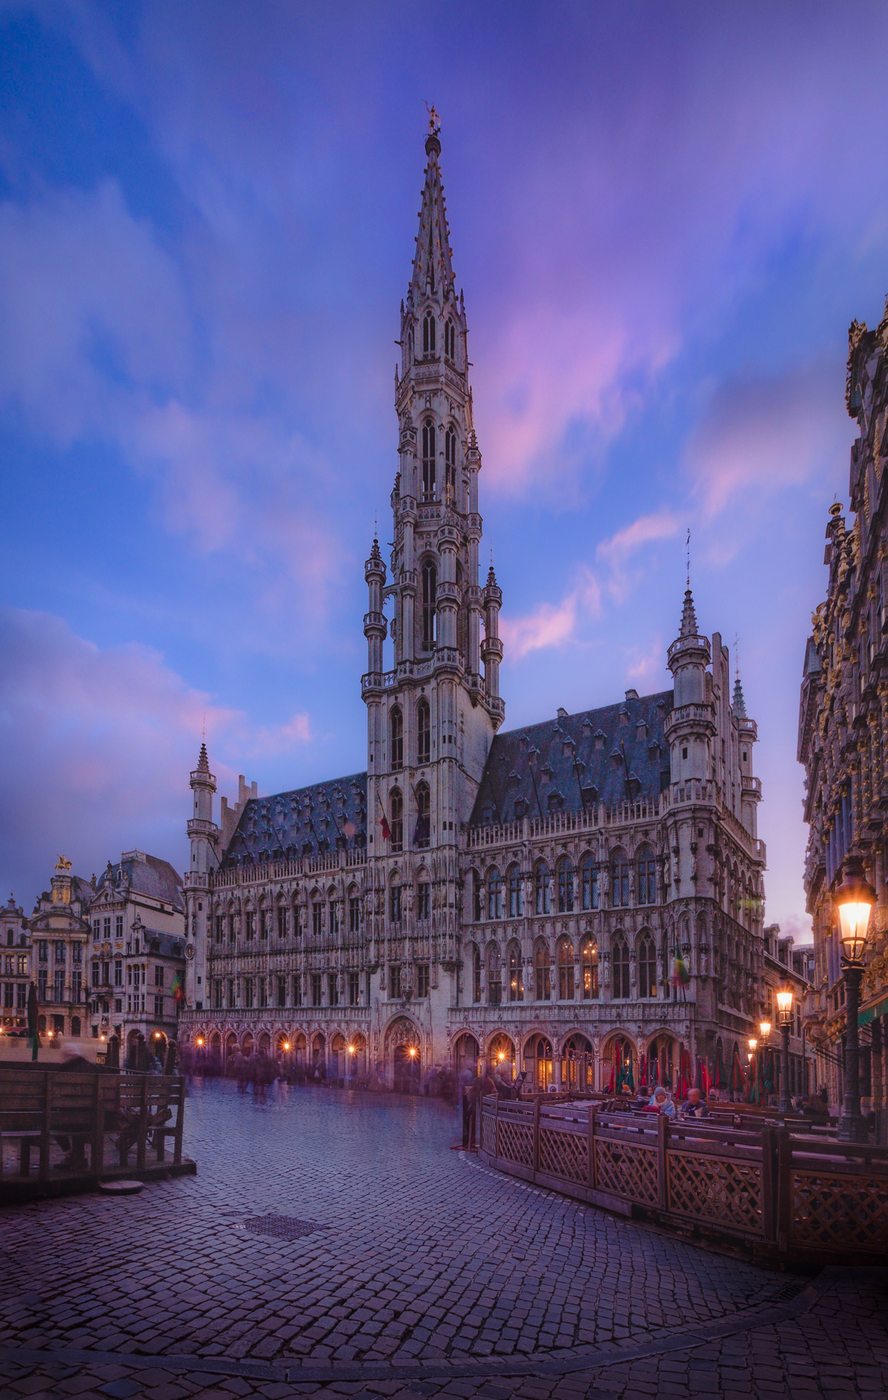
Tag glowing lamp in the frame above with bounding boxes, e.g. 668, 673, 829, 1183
759, 1020, 771, 1040
282, 1039, 291, 1052
497, 1051, 506, 1063
776, 989, 793, 1025
346, 1043, 356, 1055
196, 1035, 205, 1048
407, 1045, 418, 1059
748, 1037, 757, 1053
835, 857, 876, 965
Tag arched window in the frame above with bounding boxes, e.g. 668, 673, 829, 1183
556, 856, 575, 913
416, 697, 430, 765
636, 845, 657, 905
580, 853, 599, 910
487, 866, 504, 920
471, 943, 481, 1003
444, 426, 457, 498
507, 864, 524, 918
612, 934, 630, 998
507, 941, 523, 1002
534, 860, 551, 915
556, 936, 574, 1000
611, 849, 630, 908
422, 310, 436, 357
638, 931, 657, 997
390, 788, 403, 853
444, 318, 456, 360
534, 937, 551, 1001
581, 937, 599, 1000
421, 559, 437, 650
470, 870, 482, 922
414, 781, 430, 849
389, 706, 403, 770
487, 942, 501, 1005
422, 421, 436, 499
416, 870, 430, 921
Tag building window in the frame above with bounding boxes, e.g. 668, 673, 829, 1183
638, 932, 657, 997
444, 425, 456, 498
612, 936, 630, 998
390, 705, 403, 769
261, 911, 270, 939
327, 973, 338, 1007
277, 977, 286, 1007
71, 943, 82, 966
580, 855, 599, 910
417, 963, 430, 998
390, 788, 403, 853
507, 865, 524, 917
38, 941, 48, 964
227, 979, 235, 1009
444, 318, 455, 360
534, 861, 551, 915
245, 910, 255, 940
556, 858, 575, 913
348, 971, 360, 1006
471, 944, 481, 1003
215, 915, 223, 942
557, 937, 574, 999
244, 978, 254, 1009
422, 421, 436, 499
421, 560, 437, 650
312, 901, 323, 937
636, 846, 657, 905
114, 960, 123, 987
506, 942, 523, 1001
213, 981, 222, 1011
310, 973, 322, 1007
389, 964, 402, 999
389, 883, 402, 924
329, 896, 340, 936
293, 973, 302, 1007
154, 966, 164, 987
422, 310, 436, 357
534, 939, 551, 1001
487, 944, 501, 1005
581, 938, 599, 999
611, 853, 630, 908
115, 915, 123, 938
414, 781, 430, 849
103, 918, 111, 939
417, 880, 431, 920
277, 906, 287, 938
417, 698, 431, 765
348, 892, 361, 933
487, 866, 504, 920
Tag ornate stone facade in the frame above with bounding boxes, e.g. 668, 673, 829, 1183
799, 301, 888, 1140
180, 126, 767, 1093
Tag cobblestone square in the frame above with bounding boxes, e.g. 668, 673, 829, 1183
1, 1081, 886, 1399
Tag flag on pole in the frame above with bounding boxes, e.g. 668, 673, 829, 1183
171, 970, 184, 1003
376, 791, 391, 841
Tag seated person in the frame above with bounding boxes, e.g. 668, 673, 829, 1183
644, 1087, 676, 1119
680, 1087, 710, 1119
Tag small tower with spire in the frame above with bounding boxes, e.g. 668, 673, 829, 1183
666, 582, 714, 784
186, 741, 219, 1010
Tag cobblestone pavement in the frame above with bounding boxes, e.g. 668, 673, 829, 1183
0, 1078, 885, 1399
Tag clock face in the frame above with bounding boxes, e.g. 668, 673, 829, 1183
185, 943, 195, 960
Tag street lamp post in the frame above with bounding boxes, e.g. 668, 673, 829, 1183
775, 990, 793, 1114
747, 1037, 757, 1101
835, 857, 876, 1144
759, 1018, 771, 1104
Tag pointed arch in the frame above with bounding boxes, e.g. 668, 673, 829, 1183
636, 843, 657, 905
422, 310, 436, 357
389, 787, 403, 853
414, 780, 430, 849
534, 936, 551, 1001
421, 558, 437, 650
637, 928, 657, 998
556, 855, 575, 912
507, 939, 523, 1002
611, 931, 630, 998
581, 934, 599, 999
416, 696, 430, 765
389, 705, 403, 770
421, 420, 436, 499
556, 934, 574, 1000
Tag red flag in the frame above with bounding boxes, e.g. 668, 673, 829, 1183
376, 791, 391, 841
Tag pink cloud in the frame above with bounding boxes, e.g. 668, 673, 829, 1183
500, 567, 602, 661
597, 511, 681, 602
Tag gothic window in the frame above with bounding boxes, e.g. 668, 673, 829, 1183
390, 788, 403, 853
417, 878, 431, 920
471, 943, 481, 1003
421, 559, 437, 650
390, 963, 402, 999
311, 900, 322, 937
534, 937, 551, 1001
487, 866, 504, 920
470, 869, 482, 922
611, 850, 630, 907
487, 942, 502, 1005
636, 845, 657, 905
638, 931, 657, 998
444, 318, 455, 360
534, 860, 551, 915
507, 940, 523, 1001
580, 853, 599, 910
581, 937, 599, 999
612, 934, 630, 998
389, 882, 402, 924
348, 888, 361, 933
507, 864, 524, 917
422, 421, 436, 499
416, 697, 431, 765
556, 856, 575, 913
417, 963, 430, 998
557, 936, 574, 999
444, 426, 457, 498
414, 781, 430, 849
422, 310, 436, 357
390, 706, 403, 769
328, 889, 339, 935
276, 905, 287, 938
245, 910, 255, 940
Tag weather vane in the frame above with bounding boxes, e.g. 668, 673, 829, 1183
425, 101, 441, 136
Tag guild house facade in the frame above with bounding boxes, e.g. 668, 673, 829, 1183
180, 121, 768, 1092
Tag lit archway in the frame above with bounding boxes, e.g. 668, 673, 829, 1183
561, 1032, 593, 1091
522, 1032, 553, 1090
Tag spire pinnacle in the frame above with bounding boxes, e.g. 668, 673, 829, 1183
679, 587, 698, 639
197, 741, 210, 775
733, 673, 747, 718
410, 113, 455, 303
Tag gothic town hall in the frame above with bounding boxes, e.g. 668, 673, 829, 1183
180, 124, 766, 1093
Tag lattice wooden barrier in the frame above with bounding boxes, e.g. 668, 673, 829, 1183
789, 1169, 888, 1254
667, 1150, 763, 1235
495, 1118, 534, 1167
480, 1112, 496, 1156
595, 1138, 659, 1205
538, 1127, 588, 1185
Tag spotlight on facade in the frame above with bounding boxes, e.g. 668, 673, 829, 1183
282, 1039, 291, 1052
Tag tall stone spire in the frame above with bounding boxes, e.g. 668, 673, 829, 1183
679, 587, 699, 639
408, 107, 455, 305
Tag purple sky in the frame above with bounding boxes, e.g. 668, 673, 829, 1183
2, 1, 888, 934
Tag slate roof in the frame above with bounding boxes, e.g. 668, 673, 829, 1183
222, 772, 368, 868
96, 854, 184, 911
469, 690, 673, 827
